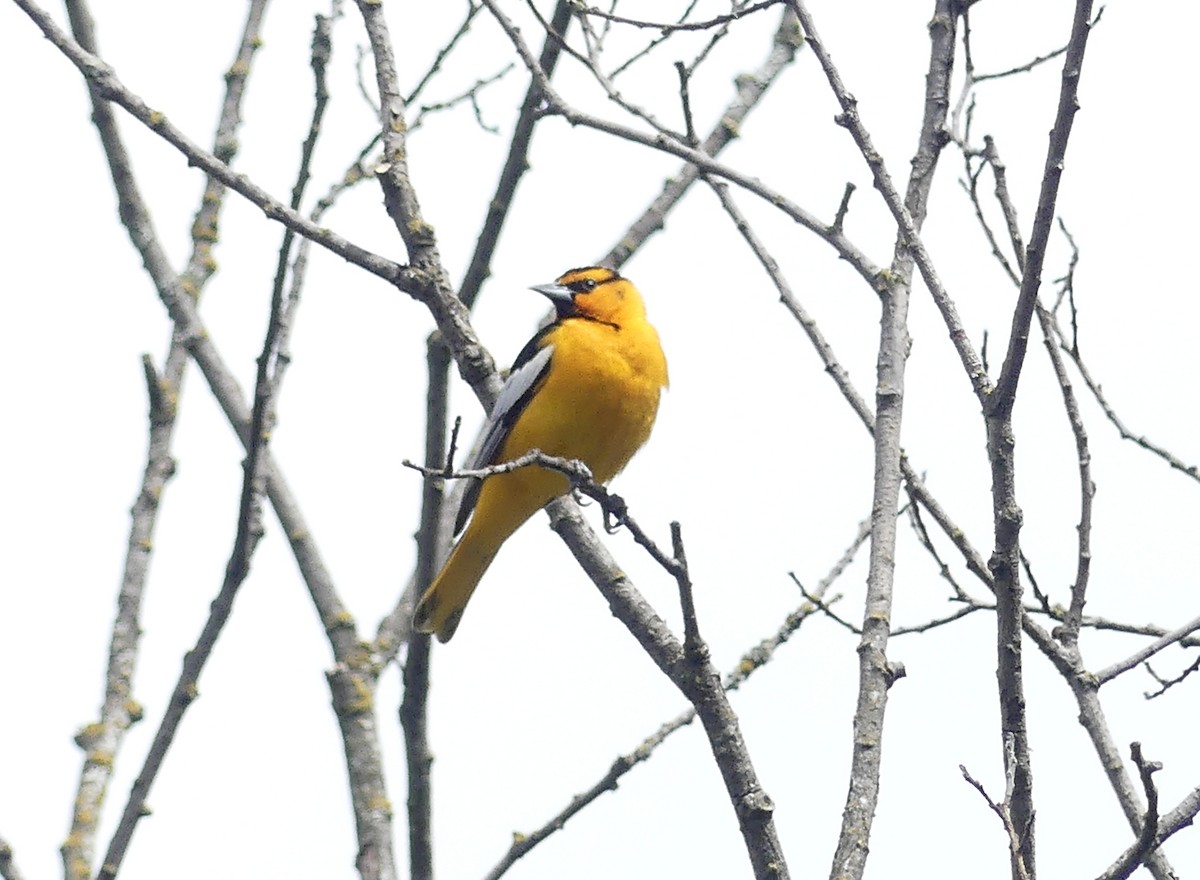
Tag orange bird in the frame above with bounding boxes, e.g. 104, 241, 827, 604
413, 266, 669, 642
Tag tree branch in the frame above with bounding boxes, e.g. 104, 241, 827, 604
603, 6, 802, 267
548, 497, 789, 879
784, 5, 958, 878
1095, 615, 1200, 687
482, 514, 870, 879
58, 1, 269, 876
0, 835, 25, 880
458, 0, 574, 308
12, 0, 413, 291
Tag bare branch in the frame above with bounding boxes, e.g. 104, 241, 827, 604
789, 574, 855, 633
1096, 615, 1200, 687
534, 0, 683, 138
480, 0, 879, 288
480, 713, 697, 880
579, 0, 780, 33
404, 451, 686, 581
974, 7, 1103, 83
892, 604, 984, 636
604, 7, 804, 268
988, 0, 1095, 415
703, 137, 1011, 667
782, 7, 960, 879
1036, 302, 1095, 647
353, 0, 506, 408
1143, 653, 1200, 700
12, 0, 412, 290
404, 1, 484, 107
398, 334, 452, 880
58, 1, 269, 876
955, 77, 1186, 878
484, 514, 872, 879
94, 7, 336, 858
905, 498, 971, 601
1066, 678, 1178, 879
1139, 783, 1200, 861
976, 5, 1099, 872
1095, 743, 1162, 880
959, 757, 1031, 880
548, 494, 789, 879
409, 64, 514, 134
1044, 311, 1200, 485
607, 0, 702, 77
789, 0, 991, 404
460, 0, 575, 309
0, 835, 25, 880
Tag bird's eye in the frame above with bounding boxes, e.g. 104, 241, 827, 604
569, 278, 598, 293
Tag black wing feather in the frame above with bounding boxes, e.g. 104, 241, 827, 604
454, 326, 557, 534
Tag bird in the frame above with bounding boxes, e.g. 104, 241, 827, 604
412, 266, 669, 642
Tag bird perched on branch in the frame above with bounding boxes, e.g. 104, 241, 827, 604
413, 266, 669, 642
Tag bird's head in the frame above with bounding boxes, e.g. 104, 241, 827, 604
531, 266, 645, 326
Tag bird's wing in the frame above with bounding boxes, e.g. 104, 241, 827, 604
454, 331, 555, 534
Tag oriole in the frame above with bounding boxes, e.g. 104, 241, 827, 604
413, 266, 669, 642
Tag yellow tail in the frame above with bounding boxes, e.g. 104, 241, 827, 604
412, 530, 499, 642
412, 465, 563, 642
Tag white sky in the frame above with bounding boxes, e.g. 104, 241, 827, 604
2, 1, 1198, 879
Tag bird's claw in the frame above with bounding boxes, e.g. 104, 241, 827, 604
601, 492, 628, 534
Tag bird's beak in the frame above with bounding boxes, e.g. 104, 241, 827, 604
529, 282, 574, 306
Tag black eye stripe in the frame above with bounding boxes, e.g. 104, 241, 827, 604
558, 266, 621, 292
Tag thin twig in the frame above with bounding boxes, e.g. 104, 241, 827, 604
973, 8, 1105, 84
403, 452, 685, 581
458, 0, 574, 309
1036, 301, 1095, 646
1143, 652, 1200, 700
580, 0, 779, 33
530, 0, 682, 139
905, 498, 970, 601
682, 0, 753, 77
481, 0, 879, 289
1045, 309, 1200, 484
830, 182, 855, 234
409, 64, 514, 133
892, 604, 984, 636
1095, 615, 1200, 687
404, 1, 483, 106
959, 759, 1031, 880
607, 0, 702, 78
988, 0, 1094, 414
603, 7, 803, 268
789, 575, 854, 634
789, 0, 991, 403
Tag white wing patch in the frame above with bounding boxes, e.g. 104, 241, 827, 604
467, 343, 554, 470
454, 343, 555, 533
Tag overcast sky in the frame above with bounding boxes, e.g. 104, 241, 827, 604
2, 2, 1198, 879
